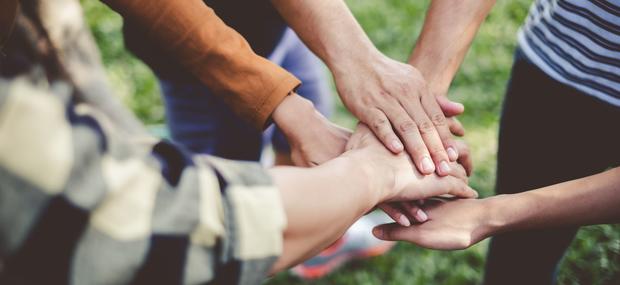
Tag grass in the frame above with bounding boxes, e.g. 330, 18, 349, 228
82, 0, 620, 284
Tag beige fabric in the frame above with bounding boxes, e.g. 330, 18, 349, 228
91, 156, 162, 240
0, 79, 73, 194
191, 162, 226, 247
228, 185, 287, 259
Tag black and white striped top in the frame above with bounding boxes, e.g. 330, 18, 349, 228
518, 0, 620, 106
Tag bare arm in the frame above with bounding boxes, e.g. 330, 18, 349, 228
272, 0, 463, 176
409, 0, 496, 97
492, 167, 620, 230
373, 167, 620, 250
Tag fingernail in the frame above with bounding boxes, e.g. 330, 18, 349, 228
421, 157, 435, 173
439, 161, 451, 174
469, 186, 479, 198
447, 147, 458, 161
399, 215, 411, 227
373, 227, 384, 239
391, 140, 404, 152
416, 209, 428, 222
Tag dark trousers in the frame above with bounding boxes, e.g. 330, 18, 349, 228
482, 49, 620, 285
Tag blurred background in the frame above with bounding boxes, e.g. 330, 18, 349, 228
81, 0, 620, 284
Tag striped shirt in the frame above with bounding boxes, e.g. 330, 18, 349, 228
518, 0, 620, 106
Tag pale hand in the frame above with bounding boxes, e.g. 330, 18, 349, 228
334, 54, 462, 176
344, 123, 478, 203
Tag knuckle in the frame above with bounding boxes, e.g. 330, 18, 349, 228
379, 90, 392, 99
418, 120, 435, 135
360, 94, 374, 106
371, 116, 388, 131
398, 120, 418, 134
431, 114, 447, 127
398, 82, 413, 95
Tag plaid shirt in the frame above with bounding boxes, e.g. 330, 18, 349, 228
0, 1, 286, 284
0, 75, 286, 285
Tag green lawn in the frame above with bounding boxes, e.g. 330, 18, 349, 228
82, 0, 620, 284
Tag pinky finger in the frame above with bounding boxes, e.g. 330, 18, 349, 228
448, 117, 465, 137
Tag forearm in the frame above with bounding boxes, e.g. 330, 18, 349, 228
271, 93, 321, 140
271, 0, 380, 75
102, 0, 299, 129
488, 167, 620, 235
409, 0, 495, 95
268, 154, 381, 272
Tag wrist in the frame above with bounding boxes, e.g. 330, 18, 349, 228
482, 195, 515, 237
272, 93, 321, 140
408, 55, 451, 96
330, 47, 383, 79
340, 149, 391, 206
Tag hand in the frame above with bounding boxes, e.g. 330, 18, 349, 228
344, 123, 478, 203
379, 131, 473, 226
373, 197, 497, 250
334, 53, 461, 176
272, 93, 352, 167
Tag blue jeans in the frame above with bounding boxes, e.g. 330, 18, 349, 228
160, 29, 332, 161
482, 49, 620, 285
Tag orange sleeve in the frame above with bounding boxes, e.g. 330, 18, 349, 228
102, 0, 300, 129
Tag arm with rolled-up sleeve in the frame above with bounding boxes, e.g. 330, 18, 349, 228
102, 0, 300, 129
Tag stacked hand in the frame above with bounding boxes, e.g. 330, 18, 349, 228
344, 123, 484, 251
373, 197, 492, 250
334, 54, 466, 176
344, 123, 477, 205
274, 63, 471, 170
273, 59, 478, 246
379, 136, 472, 226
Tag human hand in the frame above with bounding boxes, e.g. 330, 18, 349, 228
378, 131, 472, 226
373, 197, 497, 250
333, 54, 462, 176
272, 93, 352, 167
344, 123, 478, 204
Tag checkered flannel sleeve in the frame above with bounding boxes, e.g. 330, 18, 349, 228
0, 76, 286, 285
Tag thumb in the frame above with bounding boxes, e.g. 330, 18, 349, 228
372, 223, 416, 242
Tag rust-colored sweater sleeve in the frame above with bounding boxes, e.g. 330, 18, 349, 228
102, 0, 301, 129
